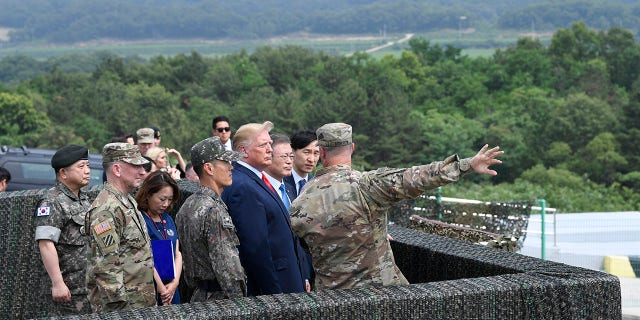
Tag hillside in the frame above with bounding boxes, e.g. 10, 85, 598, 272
0, 0, 637, 45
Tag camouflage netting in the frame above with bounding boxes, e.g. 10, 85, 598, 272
389, 195, 533, 250
1, 185, 620, 319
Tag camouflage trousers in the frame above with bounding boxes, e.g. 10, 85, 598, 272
190, 287, 227, 302
49, 293, 92, 316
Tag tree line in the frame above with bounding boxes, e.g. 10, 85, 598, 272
1, 22, 639, 212
0, 0, 638, 44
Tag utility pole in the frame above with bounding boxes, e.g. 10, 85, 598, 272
458, 16, 467, 38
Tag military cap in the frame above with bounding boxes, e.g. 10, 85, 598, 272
136, 127, 154, 144
102, 143, 149, 166
191, 136, 243, 167
51, 145, 89, 169
316, 123, 352, 147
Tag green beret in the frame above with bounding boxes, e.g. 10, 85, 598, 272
51, 145, 89, 169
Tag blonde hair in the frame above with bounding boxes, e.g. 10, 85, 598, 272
232, 121, 273, 151
145, 147, 165, 162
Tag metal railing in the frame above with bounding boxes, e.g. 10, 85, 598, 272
423, 188, 557, 259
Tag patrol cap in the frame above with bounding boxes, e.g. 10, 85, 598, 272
316, 123, 352, 147
191, 136, 243, 167
102, 143, 149, 166
136, 127, 154, 144
51, 145, 89, 170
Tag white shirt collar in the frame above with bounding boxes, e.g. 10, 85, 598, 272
263, 172, 283, 191
237, 160, 262, 178
291, 169, 309, 185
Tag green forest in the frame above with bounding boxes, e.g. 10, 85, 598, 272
1, 22, 639, 212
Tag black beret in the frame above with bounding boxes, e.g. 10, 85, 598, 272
51, 145, 89, 169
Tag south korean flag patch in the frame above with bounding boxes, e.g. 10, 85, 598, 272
36, 206, 51, 217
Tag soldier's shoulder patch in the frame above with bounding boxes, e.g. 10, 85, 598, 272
36, 206, 51, 217
93, 221, 112, 235
92, 220, 119, 255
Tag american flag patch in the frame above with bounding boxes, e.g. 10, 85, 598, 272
94, 222, 112, 235
36, 206, 50, 217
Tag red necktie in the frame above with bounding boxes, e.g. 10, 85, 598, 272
262, 173, 275, 192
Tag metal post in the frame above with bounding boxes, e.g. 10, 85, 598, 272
539, 199, 546, 260
437, 187, 442, 220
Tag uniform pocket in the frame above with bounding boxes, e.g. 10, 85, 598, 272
121, 210, 147, 249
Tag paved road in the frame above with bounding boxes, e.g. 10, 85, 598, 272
364, 33, 414, 54
519, 211, 640, 318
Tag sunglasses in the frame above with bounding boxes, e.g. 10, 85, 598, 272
216, 127, 231, 133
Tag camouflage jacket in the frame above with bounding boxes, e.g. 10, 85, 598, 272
176, 185, 247, 300
85, 182, 155, 312
34, 181, 91, 295
290, 154, 471, 290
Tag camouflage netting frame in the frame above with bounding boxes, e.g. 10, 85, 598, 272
389, 195, 533, 250
1, 185, 620, 319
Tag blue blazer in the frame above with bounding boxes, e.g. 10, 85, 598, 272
283, 174, 315, 286
221, 163, 305, 295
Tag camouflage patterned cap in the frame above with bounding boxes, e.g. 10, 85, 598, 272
136, 127, 154, 144
102, 143, 149, 166
316, 123, 352, 147
191, 136, 243, 167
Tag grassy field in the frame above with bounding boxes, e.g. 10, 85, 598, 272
0, 29, 553, 60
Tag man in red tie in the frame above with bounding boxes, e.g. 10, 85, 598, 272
221, 122, 307, 296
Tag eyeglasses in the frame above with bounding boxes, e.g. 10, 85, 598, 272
277, 154, 295, 161
216, 127, 231, 133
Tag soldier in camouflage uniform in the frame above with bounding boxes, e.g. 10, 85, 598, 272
176, 136, 247, 301
35, 145, 92, 315
290, 123, 504, 290
85, 143, 156, 312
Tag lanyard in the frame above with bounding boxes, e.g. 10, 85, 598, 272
149, 213, 168, 240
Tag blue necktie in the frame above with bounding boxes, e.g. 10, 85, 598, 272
298, 179, 306, 195
279, 184, 290, 211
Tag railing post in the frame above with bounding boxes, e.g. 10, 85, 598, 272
437, 187, 442, 220
539, 199, 546, 260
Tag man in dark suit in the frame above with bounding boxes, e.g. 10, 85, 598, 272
283, 130, 319, 201
221, 121, 306, 296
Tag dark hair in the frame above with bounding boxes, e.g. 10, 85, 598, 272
270, 133, 291, 147
0, 167, 11, 183
135, 171, 180, 213
185, 162, 193, 172
212, 115, 230, 130
110, 135, 127, 143
111, 133, 134, 143
290, 130, 317, 150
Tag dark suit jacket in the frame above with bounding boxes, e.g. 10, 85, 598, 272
282, 174, 315, 286
283, 173, 313, 201
221, 163, 305, 296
